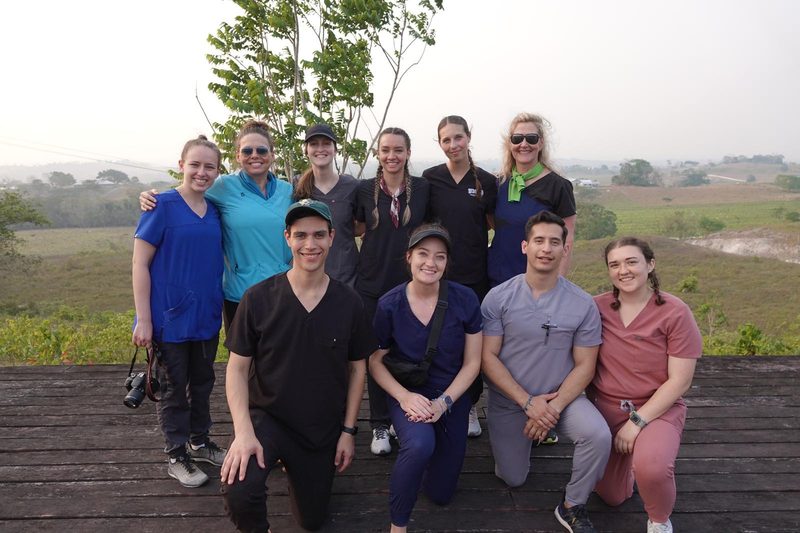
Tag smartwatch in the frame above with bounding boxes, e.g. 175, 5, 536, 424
341, 425, 358, 436
629, 411, 648, 429
438, 395, 453, 413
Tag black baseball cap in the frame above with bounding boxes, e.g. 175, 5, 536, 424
304, 124, 337, 143
408, 226, 451, 253
285, 199, 333, 227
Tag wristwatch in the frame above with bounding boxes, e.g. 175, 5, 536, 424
438, 394, 453, 413
629, 410, 648, 429
341, 425, 358, 435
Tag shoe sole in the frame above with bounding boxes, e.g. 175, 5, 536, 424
169, 470, 209, 488
370, 447, 392, 456
554, 506, 575, 532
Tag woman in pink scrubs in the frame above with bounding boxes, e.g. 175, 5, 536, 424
588, 237, 702, 533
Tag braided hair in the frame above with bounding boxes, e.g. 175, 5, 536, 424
371, 127, 413, 230
603, 237, 665, 310
437, 115, 482, 200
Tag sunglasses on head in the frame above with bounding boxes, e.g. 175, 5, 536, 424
241, 146, 270, 156
510, 133, 540, 145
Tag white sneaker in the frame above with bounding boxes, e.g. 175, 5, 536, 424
371, 426, 392, 455
467, 405, 482, 437
647, 519, 673, 533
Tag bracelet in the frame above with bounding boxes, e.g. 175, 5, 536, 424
523, 393, 534, 412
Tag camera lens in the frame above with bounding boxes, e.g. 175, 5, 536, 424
123, 388, 145, 408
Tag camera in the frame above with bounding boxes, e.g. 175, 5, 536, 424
123, 372, 160, 409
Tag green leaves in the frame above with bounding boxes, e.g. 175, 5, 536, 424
205, 0, 443, 177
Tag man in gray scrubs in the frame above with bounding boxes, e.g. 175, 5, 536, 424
481, 211, 611, 533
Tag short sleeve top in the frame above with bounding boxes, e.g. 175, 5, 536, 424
423, 163, 498, 286
481, 275, 601, 408
225, 274, 377, 449
488, 172, 576, 287
590, 291, 703, 405
205, 171, 293, 302
354, 176, 430, 298
374, 281, 482, 391
134, 189, 223, 342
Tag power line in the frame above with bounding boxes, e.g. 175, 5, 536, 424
0, 137, 171, 173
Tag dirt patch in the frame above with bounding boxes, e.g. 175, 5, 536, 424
687, 228, 800, 264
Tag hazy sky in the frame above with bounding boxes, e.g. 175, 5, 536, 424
2, 0, 798, 173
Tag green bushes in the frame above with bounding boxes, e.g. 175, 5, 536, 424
0, 306, 227, 365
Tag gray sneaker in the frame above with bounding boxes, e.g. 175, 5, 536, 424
168, 455, 209, 488
189, 440, 227, 466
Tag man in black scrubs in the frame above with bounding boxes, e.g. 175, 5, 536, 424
221, 199, 374, 532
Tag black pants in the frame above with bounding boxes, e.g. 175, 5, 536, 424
359, 293, 391, 430
155, 337, 218, 454
221, 413, 337, 532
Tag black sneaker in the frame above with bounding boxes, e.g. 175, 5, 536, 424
168, 455, 209, 488
555, 502, 596, 533
189, 439, 227, 466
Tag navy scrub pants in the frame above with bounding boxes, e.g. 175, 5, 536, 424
387, 390, 470, 527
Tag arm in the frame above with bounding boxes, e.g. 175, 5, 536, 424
481, 334, 559, 437
525, 344, 598, 441
427, 331, 482, 424
614, 356, 697, 454
369, 349, 435, 422
334, 359, 367, 472
131, 239, 156, 347
560, 214, 576, 276
220, 352, 264, 484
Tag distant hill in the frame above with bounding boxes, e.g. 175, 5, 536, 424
0, 161, 172, 184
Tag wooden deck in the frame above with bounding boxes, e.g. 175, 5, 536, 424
1, 356, 798, 532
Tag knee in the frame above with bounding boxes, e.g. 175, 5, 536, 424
633, 454, 674, 486
399, 433, 435, 462
596, 488, 628, 508
494, 463, 528, 488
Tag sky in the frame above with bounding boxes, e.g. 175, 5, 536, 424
1, 0, 798, 175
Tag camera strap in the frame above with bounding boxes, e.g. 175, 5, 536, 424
422, 280, 449, 365
127, 346, 161, 403
145, 346, 160, 403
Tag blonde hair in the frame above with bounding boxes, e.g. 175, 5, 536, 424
499, 112, 554, 181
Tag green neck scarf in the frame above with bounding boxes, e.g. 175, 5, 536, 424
508, 162, 545, 202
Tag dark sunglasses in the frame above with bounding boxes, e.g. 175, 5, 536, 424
241, 146, 270, 156
510, 133, 540, 145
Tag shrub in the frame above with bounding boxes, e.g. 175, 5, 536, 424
698, 216, 725, 233
785, 211, 800, 222
575, 203, 617, 240
676, 274, 699, 293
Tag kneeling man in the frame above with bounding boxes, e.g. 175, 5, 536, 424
481, 211, 611, 533
221, 200, 374, 532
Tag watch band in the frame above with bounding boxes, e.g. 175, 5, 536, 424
341, 425, 358, 435
629, 411, 648, 428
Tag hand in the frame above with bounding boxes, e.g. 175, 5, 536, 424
523, 392, 560, 428
334, 432, 355, 472
523, 420, 551, 443
220, 432, 264, 484
614, 420, 642, 455
424, 398, 446, 424
140, 189, 158, 211
399, 391, 434, 422
132, 320, 152, 348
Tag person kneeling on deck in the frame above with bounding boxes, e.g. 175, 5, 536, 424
481, 211, 611, 533
221, 200, 373, 532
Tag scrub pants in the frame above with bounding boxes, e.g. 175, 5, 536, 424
221, 412, 337, 532
592, 395, 686, 524
155, 337, 218, 454
388, 391, 470, 527
487, 392, 611, 506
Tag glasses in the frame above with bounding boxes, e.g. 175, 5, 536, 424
510, 133, 540, 145
241, 146, 270, 156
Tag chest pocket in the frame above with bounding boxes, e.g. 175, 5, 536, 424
312, 318, 351, 358
544, 313, 583, 350
631, 331, 669, 375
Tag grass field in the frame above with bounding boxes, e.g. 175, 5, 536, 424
2, 183, 799, 363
